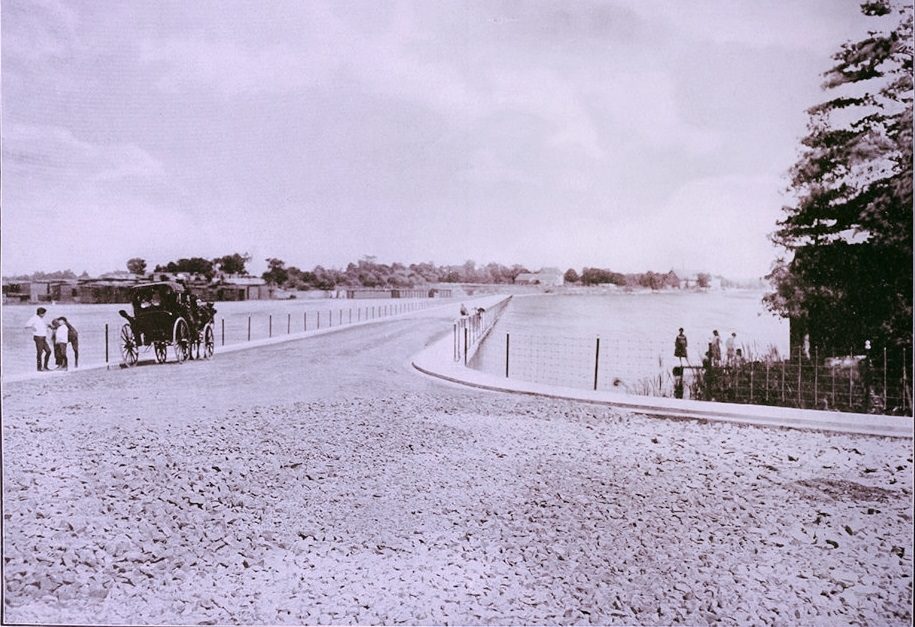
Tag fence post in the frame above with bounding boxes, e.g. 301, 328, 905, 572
814, 347, 818, 408
339, 310, 343, 325
318, 312, 321, 329
105, 323, 109, 368
328, 310, 332, 327
304, 311, 307, 331
883, 346, 887, 409
349, 309, 352, 324
288, 313, 291, 334
849, 348, 853, 407
247, 316, 251, 342
464, 327, 468, 366
269, 315, 272, 338
593, 336, 600, 391
797, 346, 802, 407
221, 318, 225, 346
505, 333, 510, 378
765, 363, 770, 402
781, 360, 785, 402
749, 364, 754, 403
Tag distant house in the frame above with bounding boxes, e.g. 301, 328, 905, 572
1, 279, 79, 303
77, 275, 138, 303
216, 276, 271, 301
2, 280, 31, 303
343, 287, 454, 299
514, 267, 564, 287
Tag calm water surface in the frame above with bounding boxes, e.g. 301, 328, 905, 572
473, 290, 789, 392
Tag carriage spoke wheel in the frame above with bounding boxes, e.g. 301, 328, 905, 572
203, 324, 215, 359
154, 342, 168, 364
173, 318, 190, 364
120, 324, 139, 367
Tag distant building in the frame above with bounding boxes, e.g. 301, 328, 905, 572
1, 279, 79, 303
77, 276, 137, 303
514, 267, 564, 286
216, 276, 271, 301
344, 288, 453, 299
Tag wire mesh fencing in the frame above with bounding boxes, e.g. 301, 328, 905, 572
473, 330, 914, 417
453, 296, 513, 365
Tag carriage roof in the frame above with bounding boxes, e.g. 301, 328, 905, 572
130, 281, 184, 295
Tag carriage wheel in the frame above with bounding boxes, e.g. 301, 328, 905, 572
154, 342, 168, 364
173, 318, 190, 363
120, 324, 139, 367
203, 323, 215, 359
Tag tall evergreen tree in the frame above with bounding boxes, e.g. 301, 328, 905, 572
766, 1, 913, 349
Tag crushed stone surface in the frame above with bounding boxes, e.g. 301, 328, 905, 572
2, 316, 913, 625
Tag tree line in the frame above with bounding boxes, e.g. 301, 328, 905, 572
0, 256, 711, 293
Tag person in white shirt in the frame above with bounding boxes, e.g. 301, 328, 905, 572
24, 307, 52, 371
53, 318, 70, 370
725, 332, 737, 366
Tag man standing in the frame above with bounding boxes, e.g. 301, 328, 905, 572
25, 307, 52, 371
61, 317, 79, 368
709, 329, 722, 367
725, 332, 737, 366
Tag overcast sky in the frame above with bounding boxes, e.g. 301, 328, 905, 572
0, 0, 886, 278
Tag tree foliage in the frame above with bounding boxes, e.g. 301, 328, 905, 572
563, 268, 580, 284
154, 257, 215, 279
126, 258, 147, 275
262, 258, 289, 286
213, 252, 251, 276
766, 1, 913, 348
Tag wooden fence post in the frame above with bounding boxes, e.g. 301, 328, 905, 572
505, 333, 510, 378
593, 336, 601, 391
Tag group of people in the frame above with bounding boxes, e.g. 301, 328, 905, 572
459, 303, 485, 317
25, 307, 79, 372
674, 327, 742, 368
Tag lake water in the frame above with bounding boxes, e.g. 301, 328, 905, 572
472, 290, 789, 394
1, 298, 432, 377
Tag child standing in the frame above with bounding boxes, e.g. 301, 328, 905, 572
53, 318, 69, 370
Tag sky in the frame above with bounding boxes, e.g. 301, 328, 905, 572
0, 0, 891, 279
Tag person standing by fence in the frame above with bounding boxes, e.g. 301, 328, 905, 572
52, 318, 69, 370
725, 332, 737, 366
674, 328, 688, 363
25, 307, 53, 372
61, 316, 79, 369
709, 330, 722, 367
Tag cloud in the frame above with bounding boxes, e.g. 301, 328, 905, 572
1, 0, 79, 63
1, 123, 164, 182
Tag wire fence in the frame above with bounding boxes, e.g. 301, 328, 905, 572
453, 296, 513, 365
8, 298, 444, 374
473, 331, 914, 417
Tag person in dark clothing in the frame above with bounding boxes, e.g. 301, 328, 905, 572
674, 328, 688, 362
60, 316, 79, 368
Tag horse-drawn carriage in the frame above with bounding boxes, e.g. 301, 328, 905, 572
118, 282, 216, 366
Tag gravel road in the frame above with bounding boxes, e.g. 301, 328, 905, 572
2, 309, 913, 625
